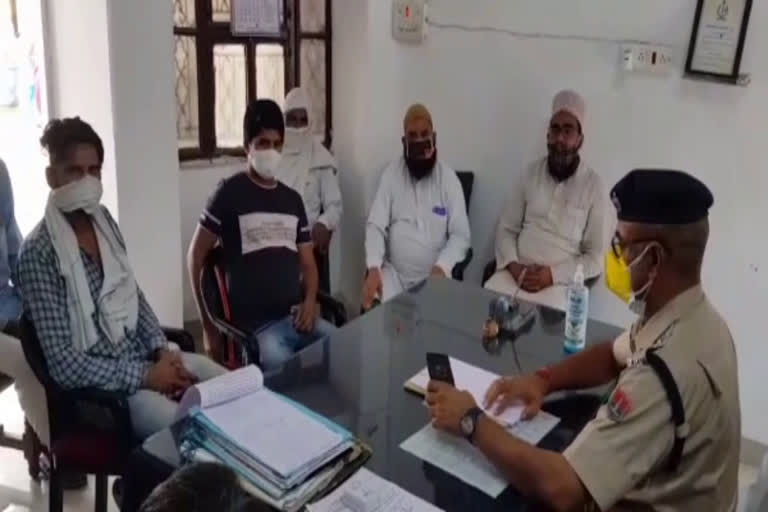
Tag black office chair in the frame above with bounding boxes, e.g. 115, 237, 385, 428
453, 171, 475, 281
18, 315, 196, 512
482, 259, 498, 286
200, 246, 347, 369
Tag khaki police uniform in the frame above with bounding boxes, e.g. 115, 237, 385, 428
564, 285, 741, 511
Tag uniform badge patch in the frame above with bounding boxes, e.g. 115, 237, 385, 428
607, 388, 633, 421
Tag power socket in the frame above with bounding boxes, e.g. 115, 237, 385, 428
392, 0, 427, 44
622, 44, 674, 75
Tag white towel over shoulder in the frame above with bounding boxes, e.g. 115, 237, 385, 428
44, 200, 138, 353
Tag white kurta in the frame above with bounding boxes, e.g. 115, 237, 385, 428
278, 138, 343, 231
366, 158, 471, 300
495, 157, 607, 284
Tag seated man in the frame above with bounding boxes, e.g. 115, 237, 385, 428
428, 170, 739, 511
188, 99, 333, 372
0, 156, 52, 477
16, 117, 226, 440
278, 87, 343, 293
362, 104, 471, 308
494, 90, 606, 292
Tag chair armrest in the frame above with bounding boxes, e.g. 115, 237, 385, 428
161, 326, 195, 353
482, 259, 497, 286
65, 387, 129, 409
452, 248, 474, 281
52, 387, 132, 439
318, 292, 347, 327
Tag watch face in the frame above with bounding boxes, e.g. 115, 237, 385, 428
460, 414, 475, 436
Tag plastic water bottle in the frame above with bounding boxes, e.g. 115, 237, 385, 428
564, 264, 589, 354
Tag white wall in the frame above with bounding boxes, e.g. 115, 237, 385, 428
332, 0, 768, 443
105, 0, 184, 325
44, 0, 183, 325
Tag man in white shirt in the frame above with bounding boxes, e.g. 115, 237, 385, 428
278, 88, 342, 292
494, 90, 606, 292
362, 104, 471, 308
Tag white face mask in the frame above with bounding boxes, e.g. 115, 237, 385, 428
248, 148, 282, 180
627, 244, 660, 318
283, 126, 311, 155
51, 175, 103, 214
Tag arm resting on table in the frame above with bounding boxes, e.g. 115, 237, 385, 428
473, 416, 589, 512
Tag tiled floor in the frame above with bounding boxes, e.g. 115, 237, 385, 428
0, 386, 762, 511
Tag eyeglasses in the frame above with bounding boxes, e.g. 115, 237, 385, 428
611, 232, 665, 259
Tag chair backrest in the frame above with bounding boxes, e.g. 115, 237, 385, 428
19, 315, 58, 394
200, 247, 248, 341
200, 247, 253, 369
200, 247, 227, 323
456, 171, 474, 213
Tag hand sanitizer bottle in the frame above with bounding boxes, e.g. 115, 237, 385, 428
564, 264, 588, 354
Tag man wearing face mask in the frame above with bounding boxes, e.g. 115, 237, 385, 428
188, 99, 334, 371
425, 169, 740, 511
491, 90, 606, 294
362, 104, 471, 308
278, 87, 342, 293
16, 118, 227, 440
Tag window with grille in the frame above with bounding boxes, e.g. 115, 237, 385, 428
173, 0, 331, 161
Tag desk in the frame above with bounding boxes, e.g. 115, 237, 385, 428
127, 278, 623, 511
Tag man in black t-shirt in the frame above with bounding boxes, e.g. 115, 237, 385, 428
188, 99, 334, 371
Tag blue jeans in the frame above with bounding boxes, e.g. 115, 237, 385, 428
256, 316, 336, 372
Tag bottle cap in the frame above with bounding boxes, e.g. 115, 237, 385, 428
574, 264, 585, 285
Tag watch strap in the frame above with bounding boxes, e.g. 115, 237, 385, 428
464, 406, 484, 443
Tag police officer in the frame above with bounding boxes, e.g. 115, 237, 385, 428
426, 169, 740, 511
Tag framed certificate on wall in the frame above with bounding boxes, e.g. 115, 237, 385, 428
685, 0, 753, 81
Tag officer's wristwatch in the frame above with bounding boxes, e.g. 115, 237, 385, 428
460, 407, 485, 443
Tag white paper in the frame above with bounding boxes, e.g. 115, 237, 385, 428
232, 0, 282, 35
508, 411, 560, 446
484, 271, 567, 311
405, 358, 525, 427
307, 468, 443, 512
176, 365, 264, 420
400, 425, 507, 498
202, 389, 344, 477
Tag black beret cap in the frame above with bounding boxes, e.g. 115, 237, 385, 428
243, 99, 285, 146
611, 169, 714, 225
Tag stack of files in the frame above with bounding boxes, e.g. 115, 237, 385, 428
176, 365, 357, 512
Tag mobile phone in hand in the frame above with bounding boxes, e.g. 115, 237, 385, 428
426, 352, 455, 386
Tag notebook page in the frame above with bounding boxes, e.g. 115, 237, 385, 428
307, 468, 444, 512
404, 358, 525, 426
177, 365, 264, 419
201, 389, 343, 477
